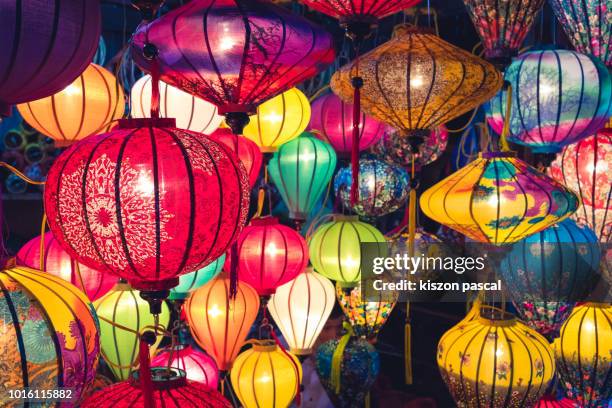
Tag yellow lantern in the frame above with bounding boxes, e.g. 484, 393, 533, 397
230, 339, 302, 408
17, 63, 125, 146
554, 303, 611, 407
268, 268, 335, 355
437, 306, 555, 407
242, 87, 310, 152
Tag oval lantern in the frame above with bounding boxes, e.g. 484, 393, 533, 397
437, 306, 555, 407
169, 254, 225, 301
372, 126, 448, 169
82, 367, 231, 408
309, 215, 387, 286
209, 129, 263, 187
336, 283, 397, 339
230, 340, 302, 408
310, 91, 386, 155
130, 74, 223, 135
0, 266, 99, 406
486, 49, 612, 154
234, 216, 308, 296
334, 157, 410, 217
94, 282, 170, 381
16, 231, 118, 301
420, 152, 579, 245
555, 303, 612, 407
152, 344, 219, 387
18, 63, 125, 146
0, 1, 101, 114
268, 133, 337, 220
44, 118, 250, 293
130, 0, 335, 134
268, 268, 336, 355
242, 88, 311, 152
184, 278, 260, 371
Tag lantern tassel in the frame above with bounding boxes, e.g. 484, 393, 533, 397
331, 322, 353, 394
408, 188, 417, 256
349, 76, 363, 207
229, 241, 239, 299
404, 302, 413, 385
138, 332, 155, 408
499, 83, 512, 152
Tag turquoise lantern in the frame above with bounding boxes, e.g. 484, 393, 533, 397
168, 255, 225, 300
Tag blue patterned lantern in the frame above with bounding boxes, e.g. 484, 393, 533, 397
486, 49, 612, 154
500, 219, 601, 338
169, 255, 225, 300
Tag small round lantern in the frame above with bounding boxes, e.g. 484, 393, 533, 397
169, 255, 225, 301
420, 152, 579, 245
17, 231, 118, 301
268, 268, 336, 355
268, 133, 337, 220
336, 283, 397, 339
0, 266, 99, 406
554, 303, 611, 407
184, 278, 260, 371
230, 340, 302, 408
371, 126, 448, 169
152, 344, 219, 387
233, 217, 308, 296
94, 282, 170, 381
209, 129, 263, 187
334, 157, 410, 217
130, 74, 223, 134
437, 306, 555, 407
309, 215, 387, 286
18, 63, 125, 146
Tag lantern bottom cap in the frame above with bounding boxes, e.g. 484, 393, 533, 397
52, 139, 76, 147
130, 367, 187, 390
129, 277, 180, 291
289, 348, 312, 356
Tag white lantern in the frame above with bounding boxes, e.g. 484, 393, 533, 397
130, 75, 223, 134
268, 268, 335, 355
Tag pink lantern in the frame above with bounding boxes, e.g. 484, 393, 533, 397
152, 345, 219, 387
16, 231, 118, 301
208, 129, 263, 187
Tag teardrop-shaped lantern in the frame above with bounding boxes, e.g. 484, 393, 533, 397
420, 152, 579, 244
336, 283, 397, 339
209, 129, 263, 187
168, 255, 225, 301
372, 126, 448, 169
152, 344, 219, 387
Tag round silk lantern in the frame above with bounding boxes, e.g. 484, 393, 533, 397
309, 215, 386, 286
372, 126, 448, 169
310, 91, 386, 155
17, 231, 118, 301
555, 303, 612, 407
94, 282, 170, 381
0, 266, 99, 406
44, 118, 250, 294
315, 336, 380, 407
184, 278, 260, 371
486, 49, 612, 154
268, 268, 336, 355
336, 283, 397, 339
242, 88, 311, 152
130, 74, 223, 134
230, 340, 302, 408
18, 63, 125, 146
131, 0, 335, 134
169, 255, 225, 301
334, 157, 409, 217
331, 25, 502, 141
234, 217, 308, 296
0, 1, 101, 114
82, 367, 231, 408
268, 133, 337, 220
152, 344, 219, 387
500, 219, 601, 338
535, 395, 577, 408
437, 307, 555, 407
463, 0, 544, 66
209, 129, 263, 187
420, 151, 579, 245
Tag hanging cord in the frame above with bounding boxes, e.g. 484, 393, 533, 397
349, 50, 363, 207
308, 85, 331, 103
0, 162, 45, 185
404, 301, 413, 384
499, 84, 512, 152
445, 108, 478, 133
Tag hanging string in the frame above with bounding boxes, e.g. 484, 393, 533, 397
150, 59, 161, 119
331, 321, 353, 393
138, 333, 155, 408
0, 162, 45, 185
407, 160, 417, 257
499, 84, 513, 151
404, 301, 413, 384
446, 108, 478, 133
39, 213, 47, 271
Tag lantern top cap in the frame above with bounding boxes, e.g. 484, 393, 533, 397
581, 302, 612, 309
250, 216, 279, 227
111, 282, 134, 292
332, 214, 360, 222
477, 306, 517, 326
252, 339, 278, 352
392, 24, 436, 38
479, 151, 517, 159
130, 367, 187, 390
119, 117, 177, 129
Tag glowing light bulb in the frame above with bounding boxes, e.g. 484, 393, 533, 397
64, 83, 81, 96
410, 76, 424, 88
495, 348, 504, 357
136, 173, 155, 196
540, 83, 554, 96
219, 37, 235, 51
266, 242, 280, 257
208, 304, 222, 318
263, 112, 283, 124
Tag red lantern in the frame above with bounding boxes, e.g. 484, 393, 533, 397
300, 0, 421, 26
44, 118, 250, 296
131, 0, 335, 134
16, 231, 118, 301
0, 1, 101, 115
309, 91, 386, 155
535, 395, 576, 408
81, 367, 230, 408
152, 345, 219, 387
230, 217, 308, 296
208, 128, 263, 187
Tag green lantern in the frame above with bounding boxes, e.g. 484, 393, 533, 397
169, 254, 225, 300
308, 215, 386, 286
268, 132, 337, 220
93, 282, 170, 381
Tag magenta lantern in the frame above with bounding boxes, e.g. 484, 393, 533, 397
16, 231, 118, 301
208, 128, 263, 187
44, 118, 250, 295
130, 0, 335, 134
152, 345, 219, 387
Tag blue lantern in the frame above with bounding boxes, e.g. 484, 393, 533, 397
168, 255, 225, 300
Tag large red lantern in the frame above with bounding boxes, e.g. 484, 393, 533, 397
16, 231, 118, 301
131, 0, 335, 134
208, 128, 263, 187
152, 344, 219, 387
44, 118, 250, 299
